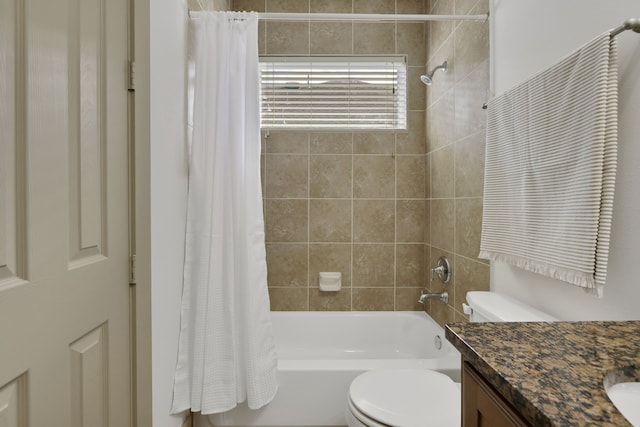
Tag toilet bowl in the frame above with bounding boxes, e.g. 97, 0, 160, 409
346, 369, 460, 427
345, 292, 556, 427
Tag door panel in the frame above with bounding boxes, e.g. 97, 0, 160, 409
68, 0, 105, 264
0, 0, 26, 287
0, 0, 131, 425
70, 324, 108, 427
0, 375, 27, 427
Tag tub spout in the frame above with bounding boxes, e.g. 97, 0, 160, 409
418, 289, 448, 304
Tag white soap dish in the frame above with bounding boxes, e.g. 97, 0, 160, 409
319, 272, 341, 292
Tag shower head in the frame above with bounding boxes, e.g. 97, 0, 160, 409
420, 74, 433, 85
420, 60, 448, 86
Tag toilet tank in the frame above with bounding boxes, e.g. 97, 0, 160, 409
465, 292, 557, 322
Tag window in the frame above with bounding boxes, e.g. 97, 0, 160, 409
259, 56, 407, 130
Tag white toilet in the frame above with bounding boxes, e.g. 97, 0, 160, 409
345, 291, 557, 427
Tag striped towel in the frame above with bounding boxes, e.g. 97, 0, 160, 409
479, 32, 618, 297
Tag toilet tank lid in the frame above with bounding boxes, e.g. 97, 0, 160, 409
466, 292, 557, 322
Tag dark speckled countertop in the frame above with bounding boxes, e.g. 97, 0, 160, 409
445, 321, 640, 427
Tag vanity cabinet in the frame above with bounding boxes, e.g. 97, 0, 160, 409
448, 322, 639, 426
462, 360, 530, 427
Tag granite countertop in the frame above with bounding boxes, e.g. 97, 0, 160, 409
445, 321, 640, 427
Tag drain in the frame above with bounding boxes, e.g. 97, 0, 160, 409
434, 335, 442, 350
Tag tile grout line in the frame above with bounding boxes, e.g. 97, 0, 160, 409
306, 132, 310, 311
393, 0, 398, 311
350, 131, 354, 311
393, 129, 398, 311
306, 0, 310, 310
450, 0, 458, 320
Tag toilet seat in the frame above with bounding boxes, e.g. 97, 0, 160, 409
347, 369, 460, 427
347, 397, 392, 427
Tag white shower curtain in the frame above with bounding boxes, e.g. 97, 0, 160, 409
171, 11, 278, 415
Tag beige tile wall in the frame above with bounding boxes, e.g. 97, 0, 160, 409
424, 0, 490, 326
232, 0, 428, 311
221, 0, 490, 317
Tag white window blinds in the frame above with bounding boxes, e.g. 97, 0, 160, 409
259, 56, 407, 130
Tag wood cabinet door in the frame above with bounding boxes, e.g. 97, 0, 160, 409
463, 362, 530, 427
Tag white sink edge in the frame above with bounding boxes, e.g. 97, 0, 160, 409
606, 382, 640, 426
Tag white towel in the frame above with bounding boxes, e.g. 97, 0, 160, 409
479, 32, 618, 296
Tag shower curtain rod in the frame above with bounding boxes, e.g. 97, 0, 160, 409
189, 11, 490, 22
256, 12, 489, 22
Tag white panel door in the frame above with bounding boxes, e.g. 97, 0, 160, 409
0, 0, 131, 425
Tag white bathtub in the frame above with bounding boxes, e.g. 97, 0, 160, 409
203, 311, 461, 427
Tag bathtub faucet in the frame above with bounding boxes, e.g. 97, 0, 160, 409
418, 289, 448, 304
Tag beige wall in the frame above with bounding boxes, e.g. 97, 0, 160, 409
491, 0, 640, 321
424, 0, 490, 326
228, 0, 490, 317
